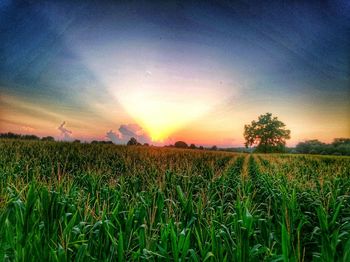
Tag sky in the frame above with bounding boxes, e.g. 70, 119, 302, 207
0, 0, 349, 147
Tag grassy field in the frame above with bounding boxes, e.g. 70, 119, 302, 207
0, 140, 349, 261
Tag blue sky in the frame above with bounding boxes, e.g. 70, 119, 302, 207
0, 0, 349, 146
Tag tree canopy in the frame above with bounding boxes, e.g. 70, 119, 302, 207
127, 137, 139, 146
296, 138, 350, 155
42, 136, 55, 141
174, 141, 188, 148
0, 132, 40, 140
189, 143, 196, 149
244, 113, 291, 153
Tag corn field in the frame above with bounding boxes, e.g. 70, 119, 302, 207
0, 139, 349, 261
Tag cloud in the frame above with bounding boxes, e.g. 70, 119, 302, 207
106, 123, 151, 144
119, 124, 139, 137
106, 130, 123, 144
58, 121, 72, 141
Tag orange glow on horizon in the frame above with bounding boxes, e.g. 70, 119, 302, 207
1, 93, 349, 146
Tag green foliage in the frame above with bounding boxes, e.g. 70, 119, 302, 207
0, 140, 349, 261
211, 145, 218, 151
189, 144, 196, 149
0, 132, 40, 140
174, 141, 188, 148
296, 138, 350, 155
244, 113, 291, 153
41, 136, 55, 141
127, 137, 139, 146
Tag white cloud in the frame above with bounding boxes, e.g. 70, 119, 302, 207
106, 123, 151, 144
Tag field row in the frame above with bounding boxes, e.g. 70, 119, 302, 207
0, 140, 349, 261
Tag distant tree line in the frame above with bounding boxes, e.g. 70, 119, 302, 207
243, 113, 350, 156
295, 138, 350, 156
91, 140, 113, 145
0, 132, 54, 141
2, 132, 349, 155
164, 140, 217, 151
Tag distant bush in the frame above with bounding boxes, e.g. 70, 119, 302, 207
127, 137, 139, 146
91, 140, 113, 144
42, 136, 55, 141
0, 132, 40, 140
296, 138, 350, 156
174, 141, 188, 148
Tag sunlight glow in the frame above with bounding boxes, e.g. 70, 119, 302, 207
118, 88, 213, 141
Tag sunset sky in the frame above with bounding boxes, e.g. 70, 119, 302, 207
1, 0, 349, 147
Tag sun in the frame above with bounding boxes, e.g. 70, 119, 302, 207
121, 95, 200, 142
117, 89, 213, 142
108, 68, 228, 142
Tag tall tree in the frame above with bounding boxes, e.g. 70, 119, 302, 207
244, 113, 291, 153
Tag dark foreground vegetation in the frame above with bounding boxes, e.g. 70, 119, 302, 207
0, 139, 349, 261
